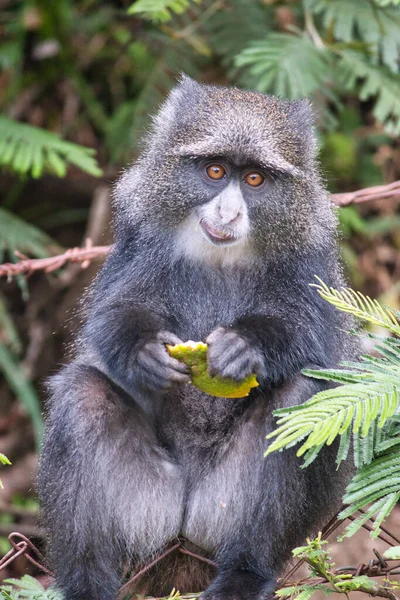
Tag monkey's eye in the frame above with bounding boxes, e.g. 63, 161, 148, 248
206, 164, 226, 180
244, 172, 265, 187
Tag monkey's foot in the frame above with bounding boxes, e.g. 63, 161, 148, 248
200, 569, 276, 600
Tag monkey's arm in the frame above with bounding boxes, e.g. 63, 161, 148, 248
85, 300, 190, 397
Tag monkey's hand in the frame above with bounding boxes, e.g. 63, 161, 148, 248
206, 327, 264, 383
133, 331, 190, 392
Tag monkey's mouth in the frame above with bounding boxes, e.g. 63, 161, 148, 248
200, 220, 237, 246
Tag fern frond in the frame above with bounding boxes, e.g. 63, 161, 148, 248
130, 42, 201, 141
266, 342, 400, 464
309, 0, 400, 72
234, 32, 330, 98
0, 293, 22, 353
266, 384, 398, 457
0, 452, 11, 490
0, 208, 60, 264
0, 343, 43, 448
339, 445, 400, 538
0, 117, 102, 178
1, 575, 62, 599
128, 0, 200, 22
336, 50, 400, 135
0, 453, 11, 466
312, 277, 400, 334
374, 0, 400, 7
205, 0, 273, 63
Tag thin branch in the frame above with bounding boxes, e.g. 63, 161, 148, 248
304, 8, 325, 50
0, 180, 399, 279
0, 239, 110, 278
332, 180, 400, 206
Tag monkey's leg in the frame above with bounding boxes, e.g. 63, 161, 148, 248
195, 375, 350, 600
38, 364, 185, 600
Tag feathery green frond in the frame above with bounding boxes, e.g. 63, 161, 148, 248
1, 576, 62, 600
0, 343, 43, 449
0, 293, 22, 354
312, 277, 400, 334
129, 42, 202, 142
309, 0, 400, 72
374, 0, 400, 7
128, 0, 200, 22
383, 546, 400, 559
267, 281, 400, 538
0, 453, 11, 490
266, 379, 398, 461
266, 332, 400, 470
339, 445, 400, 538
234, 33, 329, 98
0, 208, 61, 264
336, 51, 400, 136
0, 454, 11, 467
0, 117, 102, 178
205, 0, 273, 64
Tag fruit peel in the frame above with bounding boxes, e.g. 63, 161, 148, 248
167, 340, 259, 398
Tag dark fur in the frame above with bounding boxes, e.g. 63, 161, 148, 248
38, 77, 354, 600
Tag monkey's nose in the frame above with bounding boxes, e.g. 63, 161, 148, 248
219, 208, 242, 226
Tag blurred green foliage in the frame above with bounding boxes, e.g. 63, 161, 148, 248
0, 0, 399, 445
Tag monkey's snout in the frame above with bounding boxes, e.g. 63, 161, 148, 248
219, 207, 242, 226
200, 219, 237, 245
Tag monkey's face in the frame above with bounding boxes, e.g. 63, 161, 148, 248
116, 77, 335, 262
196, 160, 267, 247
169, 156, 289, 265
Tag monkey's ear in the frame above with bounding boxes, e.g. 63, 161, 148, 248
165, 73, 202, 109
151, 75, 202, 135
176, 73, 200, 89
289, 99, 318, 159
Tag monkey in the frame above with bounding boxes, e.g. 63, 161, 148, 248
38, 76, 354, 600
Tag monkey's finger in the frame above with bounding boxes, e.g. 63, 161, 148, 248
207, 341, 247, 374
205, 327, 227, 345
156, 368, 191, 391
157, 331, 185, 346
166, 368, 191, 384
209, 338, 247, 364
148, 349, 190, 374
219, 358, 253, 382
138, 343, 190, 374
164, 355, 191, 374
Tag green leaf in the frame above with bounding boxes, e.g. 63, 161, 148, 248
336, 51, 400, 136
1, 576, 63, 599
339, 445, 400, 536
0, 343, 43, 449
0, 207, 61, 264
0, 454, 11, 466
235, 32, 330, 98
129, 42, 202, 142
0, 453, 11, 490
309, 0, 400, 72
383, 545, 400, 559
311, 277, 400, 334
267, 381, 398, 460
128, 0, 200, 22
205, 0, 273, 63
0, 117, 102, 179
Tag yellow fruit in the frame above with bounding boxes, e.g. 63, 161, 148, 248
167, 340, 259, 398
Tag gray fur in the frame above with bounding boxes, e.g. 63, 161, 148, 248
38, 76, 354, 600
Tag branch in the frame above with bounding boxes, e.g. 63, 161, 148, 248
0, 239, 110, 278
332, 180, 400, 206
0, 181, 399, 279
